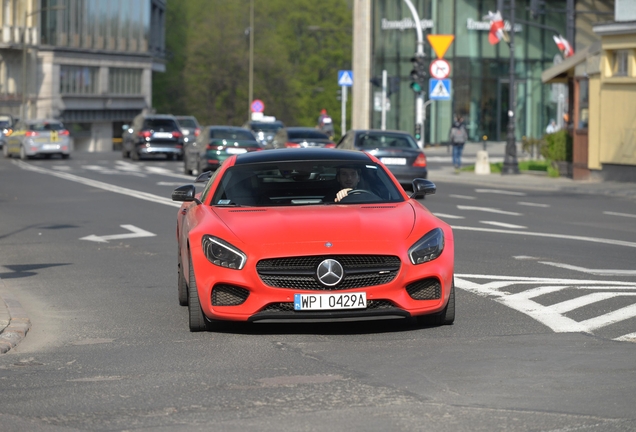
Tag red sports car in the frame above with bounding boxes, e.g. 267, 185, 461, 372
172, 148, 454, 331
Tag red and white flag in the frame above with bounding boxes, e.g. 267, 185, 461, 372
484, 11, 508, 45
553, 34, 574, 57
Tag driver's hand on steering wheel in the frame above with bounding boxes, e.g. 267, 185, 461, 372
335, 188, 352, 203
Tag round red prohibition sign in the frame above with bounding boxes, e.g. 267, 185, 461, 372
251, 99, 265, 113
430, 59, 451, 79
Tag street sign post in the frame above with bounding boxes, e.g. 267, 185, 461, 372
338, 70, 353, 135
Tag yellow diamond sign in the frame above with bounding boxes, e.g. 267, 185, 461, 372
427, 34, 455, 59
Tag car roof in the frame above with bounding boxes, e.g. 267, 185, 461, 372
208, 125, 250, 130
234, 148, 371, 165
284, 127, 320, 131
351, 129, 413, 135
143, 114, 176, 119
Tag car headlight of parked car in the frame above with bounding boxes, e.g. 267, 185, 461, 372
202, 235, 247, 269
408, 228, 444, 265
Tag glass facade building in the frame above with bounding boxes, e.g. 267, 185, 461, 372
371, 0, 567, 144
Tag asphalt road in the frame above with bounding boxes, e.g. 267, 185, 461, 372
0, 151, 635, 431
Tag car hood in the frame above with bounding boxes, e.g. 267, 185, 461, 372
210, 202, 438, 256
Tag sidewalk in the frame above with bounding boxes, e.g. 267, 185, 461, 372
0, 281, 31, 354
424, 142, 636, 201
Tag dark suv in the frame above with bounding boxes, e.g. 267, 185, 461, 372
122, 114, 184, 160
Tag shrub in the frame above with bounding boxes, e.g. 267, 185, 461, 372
542, 130, 572, 162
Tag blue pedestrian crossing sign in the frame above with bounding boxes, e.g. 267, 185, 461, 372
338, 70, 353, 87
429, 79, 451, 100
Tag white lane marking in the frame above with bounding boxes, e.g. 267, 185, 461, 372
452, 226, 636, 249
456, 205, 522, 216
615, 332, 636, 342
551, 292, 636, 314
433, 213, 465, 219
80, 225, 156, 243
604, 211, 636, 219
14, 160, 181, 208
480, 221, 527, 229
514, 255, 541, 260
538, 261, 636, 277
475, 189, 526, 196
517, 201, 550, 208
455, 274, 636, 337
449, 194, 476, 200
52, 166, 72, 171
82, 165, 146, 177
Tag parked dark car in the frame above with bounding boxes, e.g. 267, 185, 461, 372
183, 126, 262, 175
175, 116, 201, 145
122, 114, 184, 161
336, 129, 427, 186
269, 127, 335, 149
242, 120, 284, 146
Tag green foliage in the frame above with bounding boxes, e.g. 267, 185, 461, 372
465, 160, 550, 174
153, 0, 353, 134
542, 130, 572, 162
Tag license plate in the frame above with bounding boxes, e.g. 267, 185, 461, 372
154, 132, 173, 139
294, 292, 367, 311
226, 147, 248, 154
42, 144, 59, 150
381, 157, 407, 165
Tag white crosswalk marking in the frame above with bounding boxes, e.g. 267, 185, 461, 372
456, 274, 636, 341
479, 221, 527, 229
457, 205, 522, 216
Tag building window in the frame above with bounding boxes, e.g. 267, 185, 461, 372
60, 65, 99, 94
613, 50, 629, 76
109, 68, 142, 94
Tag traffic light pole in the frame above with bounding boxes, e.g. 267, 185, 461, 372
403, 0, 425, 148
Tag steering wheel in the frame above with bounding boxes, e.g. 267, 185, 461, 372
347, 189, 374, 196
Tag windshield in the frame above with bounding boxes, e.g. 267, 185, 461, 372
288, 130, 330, 140
143, 119, 179, 130
29, 122, 65, 131
176, 118, 197, 128
211, 160, 404, 207
251, 123, 283, 132
357, 133, 418, 150
210, 130, 256, 141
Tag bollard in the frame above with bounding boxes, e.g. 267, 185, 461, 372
475, 150, 491, 175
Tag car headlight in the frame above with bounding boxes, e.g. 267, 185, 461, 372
202, 236, 247, 270
408, 228, 444, 265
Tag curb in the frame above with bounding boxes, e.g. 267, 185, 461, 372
0, 281, 31, 354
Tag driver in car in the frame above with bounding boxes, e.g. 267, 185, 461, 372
333, 166, 360, 202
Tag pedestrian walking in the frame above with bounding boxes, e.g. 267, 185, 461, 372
449, 114, 468, 174
317, 109, 334, 139
546, 119, 558, 134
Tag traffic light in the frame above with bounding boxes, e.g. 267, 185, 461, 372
414, 123, 422, 141
409, 55, 427, 93
530, 0, 545, 18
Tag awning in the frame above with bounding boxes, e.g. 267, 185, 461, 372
541, 41, 601, 84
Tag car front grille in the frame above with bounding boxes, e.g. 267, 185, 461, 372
256, 255, 401, 291
212, 284, 250, 306
406, 278, 441, 300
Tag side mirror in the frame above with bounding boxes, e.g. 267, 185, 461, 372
172, 184, 200, 204
410, 178, 436, 199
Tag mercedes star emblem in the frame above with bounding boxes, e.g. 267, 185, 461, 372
316, 259, 344, 287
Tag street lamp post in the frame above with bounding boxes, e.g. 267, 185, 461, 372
247, 0, 254, 121
502, 0, 520, 174
21, 5, 65, 121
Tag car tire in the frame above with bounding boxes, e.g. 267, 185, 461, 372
122, 145, 130, 159
178, 252, 188, 306
61, 154, 70, 160
131, 148, 140, 161
2, 144, 9, 158
20, 146, 30, 160
436, 280, 455, 325
187, 253, 210, 332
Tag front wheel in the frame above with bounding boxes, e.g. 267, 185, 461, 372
2, 144, 9, 158
187, 253, 210, 332
178, 252, 188, 306
20, 146, 30, 160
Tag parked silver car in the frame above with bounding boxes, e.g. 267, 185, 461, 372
3, 119, 71, 160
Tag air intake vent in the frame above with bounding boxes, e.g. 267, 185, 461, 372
212, 285, 249, 306
406, 278, 441, 300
